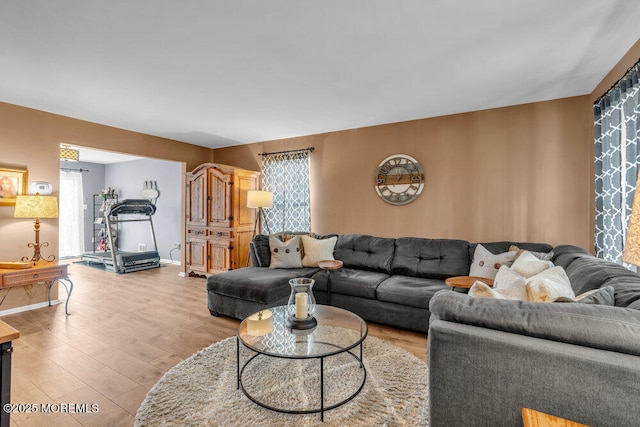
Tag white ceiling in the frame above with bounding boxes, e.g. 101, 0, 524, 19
2, 1, 640, 149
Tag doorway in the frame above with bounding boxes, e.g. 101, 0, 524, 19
59, 169, 85, 258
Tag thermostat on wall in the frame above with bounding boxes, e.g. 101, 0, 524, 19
29, 181, 53, 195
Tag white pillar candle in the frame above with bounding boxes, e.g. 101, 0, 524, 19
295, 292, 308, 320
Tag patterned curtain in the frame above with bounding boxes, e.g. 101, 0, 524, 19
261, 149, 312, 234
594, 62, 640, 264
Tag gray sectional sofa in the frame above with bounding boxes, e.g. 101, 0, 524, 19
205, 233, 552, 332
428, 244, 640, 427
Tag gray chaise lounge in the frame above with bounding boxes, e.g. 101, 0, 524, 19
427, 245, 640, 426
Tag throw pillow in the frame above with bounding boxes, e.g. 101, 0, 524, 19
627, 299, 640, 310
511, 251, 553, 278
269, 235, 303, 269
492, 266, 528, 300
573, 286, 616, 305
469, 266, 528, 300
301, 235, 337, 267
469, 280, 506, 299
469, 244, 518, 279
525, 265, 575, 302
509, 245, 554, 261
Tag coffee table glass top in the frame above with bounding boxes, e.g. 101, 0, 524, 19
238, 305, 367, 358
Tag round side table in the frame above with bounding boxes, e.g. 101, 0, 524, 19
444, 276, 494, 290
318, 260, 343, 304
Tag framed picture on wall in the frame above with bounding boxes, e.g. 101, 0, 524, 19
0, 167, 28, 206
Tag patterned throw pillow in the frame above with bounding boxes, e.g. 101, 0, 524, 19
301, 235, 337, 267
269, 236, 303, 269
469, 244, 518, 279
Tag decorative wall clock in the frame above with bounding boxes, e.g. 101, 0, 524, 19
374, 154, 424, 205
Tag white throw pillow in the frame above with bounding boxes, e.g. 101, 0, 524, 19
301, 235, 337, 267
509, 245, 554, 261
469, 244, 518, 279
269, 236, 303, 269
469, 280, 506, 299
511, 251, 553, 278
492, 266, 528, 300
525, 266, 575, 302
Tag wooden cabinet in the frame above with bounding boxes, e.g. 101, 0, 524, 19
186, 163, 259, 276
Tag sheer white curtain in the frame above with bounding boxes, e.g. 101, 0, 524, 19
59, 170, 85, 257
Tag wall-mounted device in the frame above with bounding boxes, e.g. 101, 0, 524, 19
29, 181, 53, 195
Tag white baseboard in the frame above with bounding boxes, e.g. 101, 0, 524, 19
160, 258, 181, 266
178, 271, 187, 277
0, 300, 61, 317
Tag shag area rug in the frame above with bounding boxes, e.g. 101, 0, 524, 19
135, 334, 429, 426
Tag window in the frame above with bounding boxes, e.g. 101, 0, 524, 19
260, 148, 313, 234
594, 61, 640, 264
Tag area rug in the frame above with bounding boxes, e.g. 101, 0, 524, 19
135, 334, 429, 426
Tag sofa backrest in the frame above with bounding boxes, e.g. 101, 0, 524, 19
391, 238, 470, 279
334, 234, 396, 274
468, 241, 554, 263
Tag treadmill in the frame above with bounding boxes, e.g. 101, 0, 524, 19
82, 199, 161, 273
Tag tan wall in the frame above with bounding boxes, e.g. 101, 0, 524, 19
214, 96, 593, 249
0, 101, 213, 311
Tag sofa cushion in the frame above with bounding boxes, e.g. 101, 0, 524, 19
391, 238, 470, 279
377, 275, 449, 309
252, 234, 271, 267
206, 266, 320, 304
333, 234, 396, 274
312, 267, 389, 299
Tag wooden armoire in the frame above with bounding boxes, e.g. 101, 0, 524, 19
185, 163, 260, 276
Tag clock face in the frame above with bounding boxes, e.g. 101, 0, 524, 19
374, 154, 424, 205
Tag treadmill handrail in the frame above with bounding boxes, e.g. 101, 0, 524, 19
105, 199, 156, 217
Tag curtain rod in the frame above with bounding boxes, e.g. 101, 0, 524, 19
593, 56, 640, 105
258, 147, 315, 156
61, 167, 90, 172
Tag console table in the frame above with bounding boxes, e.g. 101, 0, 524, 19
0, 262, 73, 315
0, 321, 19, 427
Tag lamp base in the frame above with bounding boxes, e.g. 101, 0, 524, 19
286, 316, 317, 330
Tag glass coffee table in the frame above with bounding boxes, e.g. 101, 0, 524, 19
237, 305, 368, 421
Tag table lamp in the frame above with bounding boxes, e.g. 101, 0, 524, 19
14, 193, 59, 264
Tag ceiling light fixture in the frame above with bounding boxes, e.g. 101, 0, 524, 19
60, 145, 79, 161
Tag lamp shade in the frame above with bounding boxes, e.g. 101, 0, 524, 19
14, 194, 59, 219
247, 190, 273, 208
624, 173, 640, 265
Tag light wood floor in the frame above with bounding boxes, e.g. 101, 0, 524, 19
1, 261, 427, 427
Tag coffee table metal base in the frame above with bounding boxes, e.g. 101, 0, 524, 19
236, 338, 366, 422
